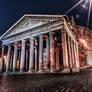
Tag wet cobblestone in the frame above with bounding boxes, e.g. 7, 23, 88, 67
0, 70, 92, 92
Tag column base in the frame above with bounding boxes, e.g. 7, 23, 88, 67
19, 70, 24, 73
0, 70, 2, 73
12, 70, 16, 73
5, 70, 9, 73
72, 68, 80, 73
50, 69, 55, 72
28, 70, 34, 73
46, 69, 50, 72
38, 70, 44, 73
50, 65, 55, 72
61, 69, 70, 73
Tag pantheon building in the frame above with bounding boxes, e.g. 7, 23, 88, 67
0, 14, 85, 74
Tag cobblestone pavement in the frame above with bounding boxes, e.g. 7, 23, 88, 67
0, 70, 92, 92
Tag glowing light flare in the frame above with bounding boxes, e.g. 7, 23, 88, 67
4, 55, 7, 65
87, 0, 92, 27
81, 4, 88, 9
4, 56, 7, 59
65, 0, 92, 27
0, 58, 1, 64
79, 38, 87, 48
18, 44, 21, 47
89, 0, 92, 3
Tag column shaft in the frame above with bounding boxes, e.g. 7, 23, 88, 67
76, 43, 80, 68
13, 42, 18, 72
46, 37, 50, 71
20, 40, 26, 72
26, 49, 28, 71
0, 46, 4, 73
68, 37, 72, 69
74, 43, 77, 68
35, 47, 37, 71
6, 45, 11, 72
62, 32, 69, 69
39, 35, 44, 72
49, 32, 55, 72
71, 41, 75, 68
29, 38, 34, 72
56, 46, 61, 70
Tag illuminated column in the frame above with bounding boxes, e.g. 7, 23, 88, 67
74, 43, 77, 68
49, 32, 55, 72
29, 37, 35, 72
20, 40, 26, 72
46, 37, 50, 71
35, 47, 37, 71
0, 46, 5, 73
71, 40, 75, 68
35, 39, 37, 71
26, 49, 28, 71
76, 43, 80, 68
39, 35, 44, 72
6, 44, 11, 73
13, 42, 18, 72
56, 46, 61, 70
68, 37, 72, 69
62, 32, 69, 70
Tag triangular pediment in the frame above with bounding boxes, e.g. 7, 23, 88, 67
1, 14, 63, 39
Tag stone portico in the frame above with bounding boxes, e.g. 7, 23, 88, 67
0, 14, 80, 74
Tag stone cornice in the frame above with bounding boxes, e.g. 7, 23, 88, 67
1, 14, 67, 40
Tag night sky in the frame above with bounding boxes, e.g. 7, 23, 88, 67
0, 0, 92, 36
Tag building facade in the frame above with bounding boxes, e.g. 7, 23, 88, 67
0, 15, 80, 74
75, 26, 92, 67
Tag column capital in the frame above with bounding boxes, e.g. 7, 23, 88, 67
39, 35, 43, 39
14, 42, 18, 46
7, 44, 11, 47
49, 32, 55, 36
30, 36, 34, 40
21, 39, 26, 43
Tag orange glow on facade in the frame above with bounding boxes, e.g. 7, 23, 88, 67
4, 56, 7, 59
16, 60, 19, 69
4, 55, 7, 65
18, 44, 21, 47
79, 38, 87, 48
0, 58, 1, 64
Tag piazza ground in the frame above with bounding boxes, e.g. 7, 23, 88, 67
0, 69, 92, 92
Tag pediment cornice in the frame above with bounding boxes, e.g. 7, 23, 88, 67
1, 14, 65, 40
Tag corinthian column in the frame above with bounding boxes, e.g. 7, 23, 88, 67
68, 37, 72, 69
0, 46, 4, 73
13, 42, 18, 72
71, 40, 75, 68
62, 32, 69, 72
39, 35, 44, 72
35, 46, 37, 71
73, 43, 77, 68
46, 37, 50, 72
72, 43, 80, 72
76, 43, 80, 68
6, 44, 11, 73
56, 46, 61, 71
20, 40, 26, 72
49, 32, 55, 72
29, 37, 35, 72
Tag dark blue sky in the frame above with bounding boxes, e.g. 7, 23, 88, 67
0, 0, 92, 36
